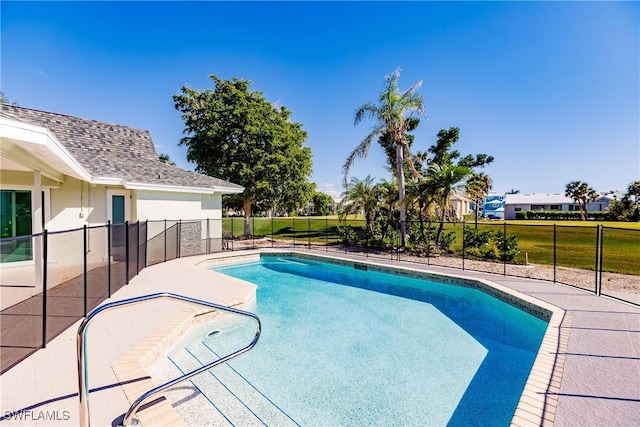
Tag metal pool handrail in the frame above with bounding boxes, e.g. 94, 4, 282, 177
76, 292, 262, 427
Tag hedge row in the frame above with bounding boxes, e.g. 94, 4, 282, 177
516, 210, 611, 220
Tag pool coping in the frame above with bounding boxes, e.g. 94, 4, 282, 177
195, 249, 568, 427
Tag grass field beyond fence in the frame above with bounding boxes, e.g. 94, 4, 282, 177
223, 217, 640, 276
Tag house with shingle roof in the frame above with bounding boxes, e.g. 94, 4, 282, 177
0, 104, 243, 268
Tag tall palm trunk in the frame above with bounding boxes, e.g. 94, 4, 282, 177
396, 144, 407, 247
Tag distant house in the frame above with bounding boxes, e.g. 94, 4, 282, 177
1, 105, 243, 282
503, 193, 611, 220
449, 193, 472, 220
481, 195, 506, 219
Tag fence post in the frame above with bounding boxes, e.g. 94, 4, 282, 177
292, 217, 296, 248
593, 224, 600, 295
391, 221, 395, 261
503, 221, 507, 276
206, 219, 210, 254
366, 220, 369, 258
144, 220, 148, 268
163, 219, 167, 262
42, 229, 48, 348
325, 217, 328, 251
177, 219, 181, 258
271, 217, 274, 248
462, 220, 465, 271
308, 217, 311, 249
597, 225, 604, 296
427, 220, 431, 266
231, 217, 235, 251
344, 219, 347, 255
553, 224, 557, 283
136, 220, 140, 274
107, 221, 111, 297
396, 221, 400, 262
125, 221, 130, 284
83, 224, 88, 316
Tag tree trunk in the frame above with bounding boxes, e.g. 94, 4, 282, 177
243, 199, 252, 237
418, 200, 426, 243
396, 144, 407, 247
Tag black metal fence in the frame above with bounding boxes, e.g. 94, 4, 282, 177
1, 217, 638, 374
0, 217, 238, 374
220, 217, 639, 306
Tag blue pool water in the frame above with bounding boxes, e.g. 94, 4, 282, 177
166, 256, 547, 426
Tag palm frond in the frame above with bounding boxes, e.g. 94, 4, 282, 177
341, 128, 382, 184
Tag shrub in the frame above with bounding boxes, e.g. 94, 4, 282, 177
524, 210, 609, 221
515, 211, 527, 220
338, 225, 359, 246
494, 230, 520, 261
463, 226, 494, 249
483, 243, 499, 260
438, 231, 456, 253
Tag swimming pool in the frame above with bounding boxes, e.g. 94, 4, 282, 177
151, 254, 549, 426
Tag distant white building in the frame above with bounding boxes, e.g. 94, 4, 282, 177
450, 193, 472, 220
504, 193, 611, 220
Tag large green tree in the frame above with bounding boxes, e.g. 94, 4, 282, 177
344, 69, 425, 246
311, 191, 335, 216
609, 181, 640, 221
565, 181, 599, 221
174, 74, 313, 235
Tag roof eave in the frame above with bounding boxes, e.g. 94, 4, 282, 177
123, 181, 244, 195
0, 116, 92, 182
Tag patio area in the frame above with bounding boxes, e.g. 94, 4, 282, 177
0, 249, 638, 426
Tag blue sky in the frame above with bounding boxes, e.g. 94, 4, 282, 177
2, 1, 638, 200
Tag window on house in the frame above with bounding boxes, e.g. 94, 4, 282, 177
0, 190, 45, 263
550, 205, 560, 210
1, 190, 32, 262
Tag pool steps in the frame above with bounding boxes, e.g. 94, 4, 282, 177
111, 295, 251, 426
166, 338, 299, 426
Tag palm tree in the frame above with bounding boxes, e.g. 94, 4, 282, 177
376, 178, 399, 240
339, 175, 381, 237
343, 68, 425, 247
426, 162, 473, 244
405, 176, 436, 244
505, 188, 520, 194
466, 173, 493, 228
565, 181, 599, 221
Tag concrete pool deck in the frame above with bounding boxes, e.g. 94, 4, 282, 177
1, 249, 638, 426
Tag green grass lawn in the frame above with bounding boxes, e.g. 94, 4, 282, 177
222, 217, 640, 275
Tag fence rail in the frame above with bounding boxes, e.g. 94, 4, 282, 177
1, 217, 638, 374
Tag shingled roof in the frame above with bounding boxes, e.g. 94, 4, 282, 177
0, 104, 243, 193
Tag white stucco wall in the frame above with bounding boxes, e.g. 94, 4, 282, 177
135, 190, 222, 221
47, 177, 110, 231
